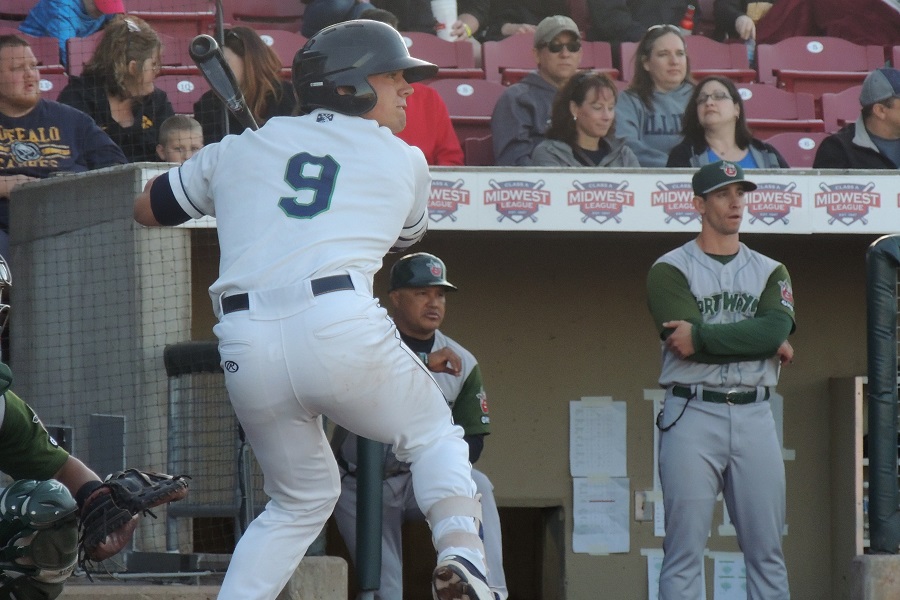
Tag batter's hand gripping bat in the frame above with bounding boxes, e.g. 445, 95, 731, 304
189, 34, 259, 131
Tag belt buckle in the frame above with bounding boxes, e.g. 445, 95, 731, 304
724, 389, 741, 405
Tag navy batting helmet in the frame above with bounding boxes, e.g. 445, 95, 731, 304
389, 253, 457, 292
292, 20, 438, 116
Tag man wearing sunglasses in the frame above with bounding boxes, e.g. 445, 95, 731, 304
491, 15, 583, 166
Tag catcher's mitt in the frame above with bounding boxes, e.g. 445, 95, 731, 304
78, 469, 190, 564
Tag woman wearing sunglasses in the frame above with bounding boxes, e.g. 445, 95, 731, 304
531, 72, 638, 167
614, 24, 694, 167
667, 75, 789, 167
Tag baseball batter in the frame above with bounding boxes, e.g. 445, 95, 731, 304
333, 253, 507, 600
133, 20, 493, 600
646, 161, 795, 600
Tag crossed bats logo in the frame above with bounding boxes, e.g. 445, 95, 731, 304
746, 182, 803, 225
568, 179, 634, 224
814, 181, 880, 226
484, 179, 551, 223
650, 181, 699, 225
428, 179, 471, 222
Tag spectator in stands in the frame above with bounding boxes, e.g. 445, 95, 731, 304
192, 27, 295, 145
713, 1, 773, 42
479, 0, 569, 41
531, 72, 639, 167
667, 75, 789, 167
756, 0, 900, 47
813, 68, 900, 169
585, 0, 692, 43
57, 16, 173, 162
491, 15, 583, 166
156, 115, 204, 164
615, 24, 693, 167
303, 0, 488, 41
0, 34, 126, 262
361, 8, 464, 165
18, 0, 125, 68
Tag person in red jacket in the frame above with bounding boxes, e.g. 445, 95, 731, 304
362, 8, 465, 165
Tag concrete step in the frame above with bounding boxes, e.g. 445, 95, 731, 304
59, 556, 348, 600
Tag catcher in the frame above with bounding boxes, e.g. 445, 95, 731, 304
0, 257, 189, 599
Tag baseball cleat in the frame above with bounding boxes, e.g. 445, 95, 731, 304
432, 555, 495, 600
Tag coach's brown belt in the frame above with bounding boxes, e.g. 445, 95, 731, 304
672, 385, 770, 405
222, 274, 355, 314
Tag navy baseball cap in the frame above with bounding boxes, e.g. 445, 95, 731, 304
859, 68, 900, 107
692, 161, 757, 196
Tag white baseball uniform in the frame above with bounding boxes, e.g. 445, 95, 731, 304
149, 110, 484, 600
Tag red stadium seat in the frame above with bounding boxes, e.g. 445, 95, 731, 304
464, 135, 494, 166
0, 28, 65, 74
756, 36, 884, 98
126, 0, 217, 37
484, 34, 617, 85
428, 78, 507, 145
254, 29, 307, 78
736, 83, 825, 138
38, 72, 68, 102
224, 0, 305, 32
401, 32, 483, 80
763, 131, 830, 167
65, 31, 102, 77
0, 0, 34, 21
155, 74, 210, 115
821, 85, 863, 133
620, 36, 755, 83
158, 32, 201, 76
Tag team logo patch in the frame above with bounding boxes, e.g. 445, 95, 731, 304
484, 179, 550, 223
224, 361, 239, 373
721, 162, 738, 177
746, 182, 803, 225
567, 179, 634, 224
815, 181, 880, 226
316, 112, 335, 122
779, 279, 795, 310
478, 390, 488, 413
651, 181, 699, 225
49, 436, 59, 448
428, 178, 470, 222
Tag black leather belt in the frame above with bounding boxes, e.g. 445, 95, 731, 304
222, 274, 354, 315
672, 385, 770, 405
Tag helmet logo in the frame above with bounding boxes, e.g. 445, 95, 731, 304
428, 261, 443, 278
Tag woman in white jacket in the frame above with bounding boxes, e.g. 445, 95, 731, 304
531, 71, 640, 167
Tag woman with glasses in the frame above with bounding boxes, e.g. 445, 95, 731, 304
193, 27, 296, 145
614, 24, 694, 167
57, 15, 173, 162
667, 75, 788, 167
531, 72, 639, 167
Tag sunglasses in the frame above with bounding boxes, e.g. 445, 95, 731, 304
541, 40, 582, 53
696, 91, 733, 105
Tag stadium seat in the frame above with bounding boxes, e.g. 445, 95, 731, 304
428, 78, 507, 145
484, 34, 617, 85
66, 31, 102, 76
894, 46, 900, 72
620, 36, 755, 83
155, 74, 209, 115
38, 72, 68, 102
127, 0, 217, 37
254, 29, 306, 78
763, 131, 830, 168
0, 29, 65, 74
821, 85, 863, 133
224, 0, 305, 32
756, 36, 884, 98
464, 135, 494, 166
158, 32, 201, 76
0, 0, 34, 21
401, 32, 483, 80
736, 83, 825, 138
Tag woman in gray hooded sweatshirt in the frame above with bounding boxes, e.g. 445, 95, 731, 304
531, 72, 639, 167
615, 25, 694, 167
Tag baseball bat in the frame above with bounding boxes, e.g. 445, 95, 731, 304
189, 34, 259, 131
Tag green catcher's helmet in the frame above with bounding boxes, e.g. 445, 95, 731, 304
389, 253, 457, 292
0, 480, 78, 584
